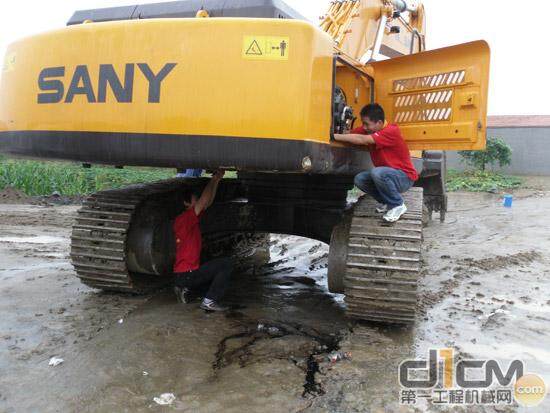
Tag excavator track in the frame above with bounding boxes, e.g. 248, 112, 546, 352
344, 187, 424, 324
71, 185, 165, 293
70, 179, 270, 293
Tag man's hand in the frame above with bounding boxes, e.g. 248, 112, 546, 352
212, 170, 225, 181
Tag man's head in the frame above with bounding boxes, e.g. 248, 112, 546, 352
183, 190, 199, 210
360, 103, 385, 132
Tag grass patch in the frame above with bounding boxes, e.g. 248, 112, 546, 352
0, 156, 177, 196
2, 156, 523, 197
446, 169, 522, 192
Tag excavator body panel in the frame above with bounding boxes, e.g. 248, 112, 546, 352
1, 18, 359, 173
370, 40, 491, 151
1, 9, 489, 172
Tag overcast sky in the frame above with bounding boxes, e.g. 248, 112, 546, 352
1, 0, 547, 115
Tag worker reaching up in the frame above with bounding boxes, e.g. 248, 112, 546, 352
173, 170, 233, 312
334, 104, 419, 223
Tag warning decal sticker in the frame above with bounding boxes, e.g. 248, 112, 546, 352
242, 36, 290, 61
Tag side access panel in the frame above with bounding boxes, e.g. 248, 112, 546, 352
371, 40, 490, 151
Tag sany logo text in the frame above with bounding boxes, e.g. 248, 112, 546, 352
37, 63, 177, 104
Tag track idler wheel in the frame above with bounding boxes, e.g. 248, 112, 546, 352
327, 214, 351, 294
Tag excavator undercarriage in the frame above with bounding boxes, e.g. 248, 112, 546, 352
70, 173, 427, 323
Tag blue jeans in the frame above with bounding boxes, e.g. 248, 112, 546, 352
176, 169, 203, 178
354, 167, 414, 209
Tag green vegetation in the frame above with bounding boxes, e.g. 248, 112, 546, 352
449, 137, 521, 192
446, 169, 522, 192
0, 156, 176, 196
459, 137, 512, 171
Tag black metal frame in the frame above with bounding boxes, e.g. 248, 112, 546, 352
67, 0, 307, 25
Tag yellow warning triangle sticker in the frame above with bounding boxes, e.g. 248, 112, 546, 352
245, 40, 263, 56
243, 36, 289, 60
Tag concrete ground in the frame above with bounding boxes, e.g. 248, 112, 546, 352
0, 178, 549, 413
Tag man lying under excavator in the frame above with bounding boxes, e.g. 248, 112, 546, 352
334, 103, 418, 223
173, 170, 233, 312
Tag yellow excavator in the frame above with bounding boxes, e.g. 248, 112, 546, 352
0, 0, 490, 324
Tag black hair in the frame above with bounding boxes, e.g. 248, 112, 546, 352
360, 103, 385, 123
182, 189, 198, 205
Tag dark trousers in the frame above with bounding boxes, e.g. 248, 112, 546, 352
174, 257, 233, 302
354, 167, 414, 209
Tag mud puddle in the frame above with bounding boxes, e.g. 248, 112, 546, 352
213, 317, 343, 398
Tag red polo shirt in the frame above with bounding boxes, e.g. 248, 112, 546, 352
351, 123, 419, 181
173, 209, 202, 273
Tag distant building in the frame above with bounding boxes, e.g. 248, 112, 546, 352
446, 115, 550, 176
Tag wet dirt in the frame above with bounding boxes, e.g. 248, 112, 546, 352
0, 186, 83, 206
0, 187, 33, 204
1, 180, 550, 412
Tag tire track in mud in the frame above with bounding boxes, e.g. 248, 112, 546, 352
418, 250, 542, 314
457, 251, 541, 271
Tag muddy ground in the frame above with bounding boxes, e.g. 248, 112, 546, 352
0, 179, 549, 413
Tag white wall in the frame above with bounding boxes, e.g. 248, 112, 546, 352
446, 128, 550, 176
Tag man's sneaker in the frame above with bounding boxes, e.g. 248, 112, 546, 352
376, 204, 388, 214
174, 286, 191, 304
383, 204, 408, 223
200, 299, 229, 312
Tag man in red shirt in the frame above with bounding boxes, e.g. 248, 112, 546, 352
334, 103, 418, 223
173, 170, 233, 312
